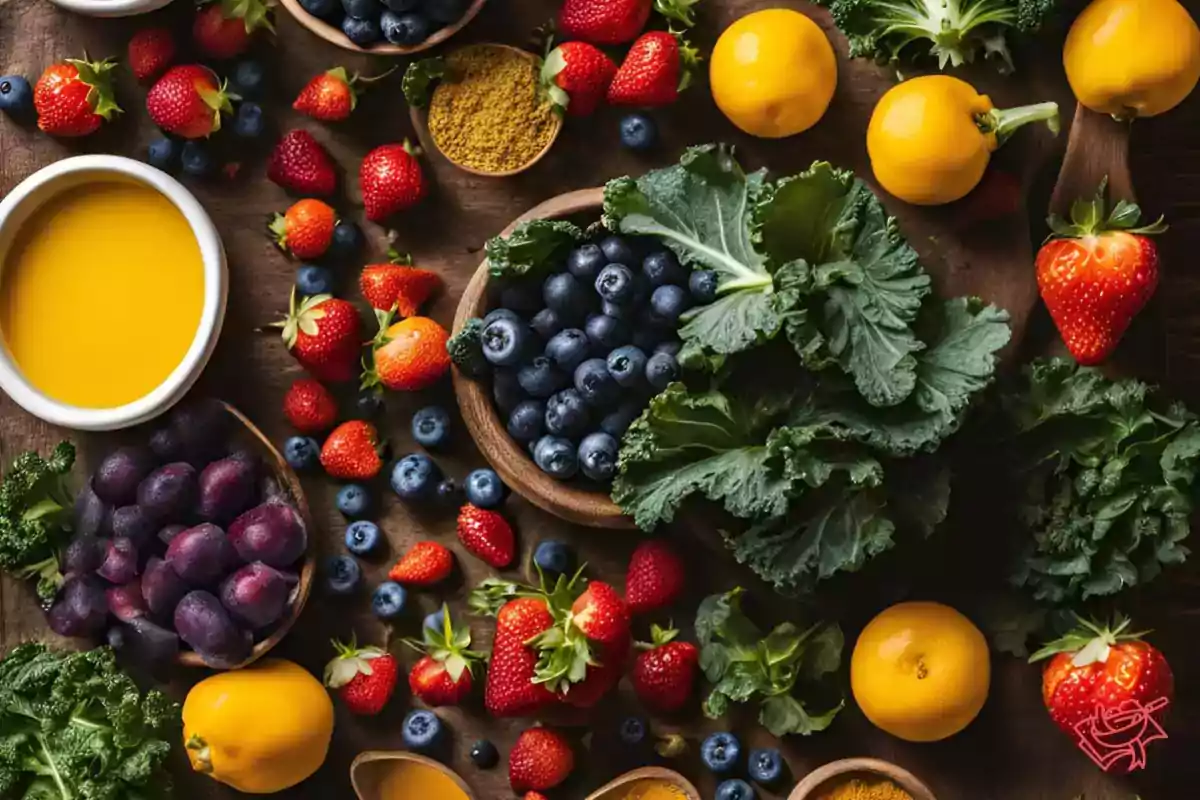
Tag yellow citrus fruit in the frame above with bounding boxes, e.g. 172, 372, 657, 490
850, 601, 990, 742
709, 8, 837, 138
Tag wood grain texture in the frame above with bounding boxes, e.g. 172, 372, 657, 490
0, 0, 1195, 798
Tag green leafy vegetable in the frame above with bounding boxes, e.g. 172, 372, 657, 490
447, 317, 489, 378
484, 219, 583, 280
695, 588, 844, 736
402, 57, 445, 108
0, 442, 75, 602
0, 643, 179, 799
1006, 358, 1200, 605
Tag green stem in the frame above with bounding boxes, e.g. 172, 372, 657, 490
718, 274, 773, 294
35, 733, 72, 800
977, 101, 1060, 145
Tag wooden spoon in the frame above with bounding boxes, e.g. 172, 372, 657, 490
585, 766, 701, 800
788, 757, 935, 800
349, 751, 476, 800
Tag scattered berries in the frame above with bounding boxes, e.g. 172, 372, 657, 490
389, 541, 454, 586
320, 420, 385, 480
270, 199, 337, 259
509, 727, 574, 792
324, 636, 398, 715
268, 129, 338, 196
625, 539, 685, 614
282, 378, 338, 433
146, 64, 232, 139
457, 504, 515, 568
128, 28, 176, 82
360, 141, 426, 222
34, 57, 121, 137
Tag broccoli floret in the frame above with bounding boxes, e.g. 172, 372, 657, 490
447, 317, 490, 379
0, 442, 75, 593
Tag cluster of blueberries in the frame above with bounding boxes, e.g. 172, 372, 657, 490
476, 234, 717, 483
297, 0, 469, 48
702, 732, 786, 800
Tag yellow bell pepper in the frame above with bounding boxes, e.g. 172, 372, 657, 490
1064, 0, 1200, 119
183, 659, 334, 794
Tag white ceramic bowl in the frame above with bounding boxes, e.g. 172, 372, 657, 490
0, 155, 227, 431
47, 0, 173, 17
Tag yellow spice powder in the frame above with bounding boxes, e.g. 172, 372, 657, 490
817, 777, 914, 800
427, 44, 559, 174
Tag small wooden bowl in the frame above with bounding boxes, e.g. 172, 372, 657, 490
452, 187, 635, 529
586, 767, 700, 799
788, 758, 936, 800
409, 44, 563, 178
350, 751, 476, 800
279, 0, 487, 55
176, 402, 316, 668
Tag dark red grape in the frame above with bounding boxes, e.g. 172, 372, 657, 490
136, 462, 198, 522
197, 452, 259, 524
227, 501, 307, 568
165, 523, 236, 586
149, 426, 184, 462
47, 576, 108, 638
111, 505, 157, 548
109, 617, 180, 665
157, 524, 187, 547
219, 561, 290, 629
73, 483, 111, 538
142, 556, 188, 618
96, 537, 140, 584
169, 399, 232, 466
93, 446, 155, 506
174, 590, 251, 664
106, 577, 147, 622
62, 535, 105, 577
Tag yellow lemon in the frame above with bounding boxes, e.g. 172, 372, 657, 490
710, 9, 837, 139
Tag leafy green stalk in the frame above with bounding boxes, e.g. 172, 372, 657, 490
0, 442, 76, 602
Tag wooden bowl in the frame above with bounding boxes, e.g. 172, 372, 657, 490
586, 767, 700, 799
788, 758, 935, 800
279, 0, 486, 55
453, 187, 634, 529
409, 44, 562, 178
175, 402, 316, 668
350, 751, 476, 799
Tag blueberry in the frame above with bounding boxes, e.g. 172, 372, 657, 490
382, 11, 431, 46
345, 520, 381, 555
502, 400, 544, 445
601, 401, 643, 438
296, 264, 335, 296
567, 244, 607, 282
372, 580, 407, 619
631, 324, 667, 352
283, 436, 320, 470
231, 59, 266, 98
412, 406, 451, 449
381, 0, 415, 9
585, 313, 629, 355
690, 269, 718, 304
533, 539, 574, 575
600, 235, 636, 266
620, 112, 658, 151
545, 329, 591, 373
298, 0, 337, 17
483, 307, 521, 328
356, 390, 384, 418
425, 0, 466, 23
701, 732, 741, 774
545, 389, 589, 438
423, 606, 446, 632
533, 435, 579, 479
465, 468, 508, 509
607, 345, 648, 388
342, 0, 378, 18
518, 356, 568, 398
482, 317, 531, 367
643, 250, 686, 287
543, 272, 592, 322
530, 308, 563, 340
747, 748, 784, 785
492, 369, 525, 414
651, 284, 692, 325
646, 352, 680, 390
578, 432, 619, 482
436, 478, 462, 505
602, 300, 635, 321
469, 739, 499, 769
390, 453, 443, 501
180, 141, 213, 177
574, 358, 620, 407
336, 484, 371, 518
0, 75, 32, 117
619, 716, 647, 745
146, 137, 178, 170
715, 779, 755, 800
342, 15, 382, 44
595, 263, 635, 303
324, 555, 361, 595
654, 339, 682, 358
233, 101, 265, 139
499, 280, 543, 315
328, 221, 364, 263
403, 709, 444, 750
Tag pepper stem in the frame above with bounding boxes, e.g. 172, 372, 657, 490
977, 101, 1060, 146
185, 734, 214, 774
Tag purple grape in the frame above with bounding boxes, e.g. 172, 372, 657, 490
197, 452, 259, 524
47, 576, 108, 638
228, 501, 307, 568
111, 505, 157, 548
137, 462, 198, 522
106, 577, 147, 622
61, 535, 105, 577
93, 446, 155, 506
157, 524, 187, 547
97, 537, 140, 584
149, 426, 184, 463
141, 556, 188, 618
166, 523, 237, 586
109, 617, 180, 665
174, 590, 252, 664
73, 483, 111, 538
219, 561, 290, 629
169, 399, 232, 466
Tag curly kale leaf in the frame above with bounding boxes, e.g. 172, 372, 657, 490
0, 442, 76, 599
447, 317, 489, 378
402, 57, 445, 108
484, 219, 583, 280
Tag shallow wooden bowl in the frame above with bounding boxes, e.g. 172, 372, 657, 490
586, 766, 700, 799
350, 751, 476, 800
453, 187, 634, 529
409, 44, 562, 178
788, 758, 935, 800
176, 402, 315, 668
279, 0, 486, 55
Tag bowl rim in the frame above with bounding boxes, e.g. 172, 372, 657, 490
278, 0, 487, 55
452, 187, 635, 529
44, 0, 173, 17
0, 155, 227, 432
787, 757, 936, 800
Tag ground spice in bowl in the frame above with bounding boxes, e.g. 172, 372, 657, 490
426, 44, 561, 175
817, 778, 914, 800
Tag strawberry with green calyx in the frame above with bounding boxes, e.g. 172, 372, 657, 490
268, 198, 336, 259
193, 0, 275, 60
34, 57, 122, 137
607, 30, 700, 108
359, 250, 441, 316
324, 634, 399, 716
653, 0, 701, 27
146, 65, 234, 139
528, 579, 629, 696
362, 308, 451, 392
271, 288, 362, 382
542, 42, 617, 117
1036, 178, 1167, 366
294, 66, 397, 122
631, 622, 699, 712
485, 596, 559, 716
360, 141, 427, 222
402, 605, 487, 706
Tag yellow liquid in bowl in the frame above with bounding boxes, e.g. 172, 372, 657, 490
615, 780, 689, 800
378, 761, 470, 800
0, 180, 205, 409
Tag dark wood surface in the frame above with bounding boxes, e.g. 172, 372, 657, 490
0, 0, 1197, 798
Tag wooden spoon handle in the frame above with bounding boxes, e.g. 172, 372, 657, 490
1049, 103, 1134, 213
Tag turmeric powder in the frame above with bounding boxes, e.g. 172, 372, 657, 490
817, 777, 914, 800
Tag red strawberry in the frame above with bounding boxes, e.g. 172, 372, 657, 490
272, 289, 361, 381
359, 142, 426, 222
389, 541, 454, 586
34, 58, 121, 137
324, 636, 398, 715
523, 794, 550, 800
523, 579, 627, 705
625, 539, 685, 614
561, 634, 629, 708
607, 31, 699, 107
282, 378, 337, 433
364, 313, 451, 392
570, 581, 630, 645
320, 420, 384, 480
542, 42, 617, 117
1036, 181, 1166, 365
269, 199, 336, 259
128, 28, 176, 82
192, 0, 274, 61
268, 129, 337, 196
146, 64, 232, 139
456, 504, 515, 568
359, 258, 441, 316
558, 0, 650, 44
293, 66, 393, 122
509, 727, 574, 792
404, 608, 485, 706
485, 597, 558, 717
631, 623, 698, 713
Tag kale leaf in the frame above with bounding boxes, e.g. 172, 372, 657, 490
484, 219, 583, 280
0, 442, 76, 602
447, 317, 489, 378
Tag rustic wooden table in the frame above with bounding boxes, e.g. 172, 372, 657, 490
1, 0, 1197, 797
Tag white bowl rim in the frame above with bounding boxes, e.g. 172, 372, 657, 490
0, 154, 227, 431
45, 0, 174, 18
